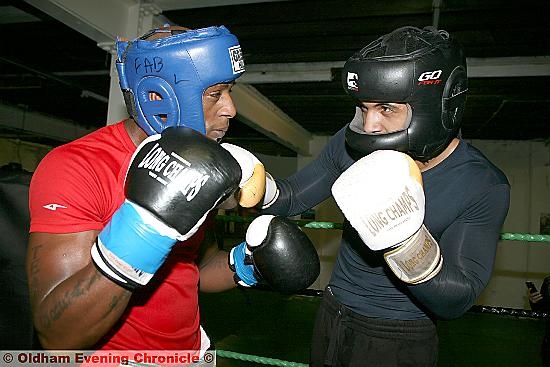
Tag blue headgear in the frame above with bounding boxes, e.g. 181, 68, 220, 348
116, 26, 245, 135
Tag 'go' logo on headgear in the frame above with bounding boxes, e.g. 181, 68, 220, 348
418, 70, 443, 85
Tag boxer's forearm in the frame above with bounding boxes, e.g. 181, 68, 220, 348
27, 231, 131, 349
33, 263, 131, 349
198, 249, 236, 292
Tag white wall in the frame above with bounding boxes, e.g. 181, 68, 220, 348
260, 138, 550, 309
471, 140, 550, 309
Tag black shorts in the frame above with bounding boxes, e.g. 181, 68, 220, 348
310, 287, 438, 367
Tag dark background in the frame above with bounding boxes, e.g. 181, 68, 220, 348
1, 0, 549, 156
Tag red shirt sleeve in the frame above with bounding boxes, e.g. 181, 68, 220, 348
29, 145, 126, 234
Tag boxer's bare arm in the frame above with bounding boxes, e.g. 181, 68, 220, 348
26, 230, 131, 349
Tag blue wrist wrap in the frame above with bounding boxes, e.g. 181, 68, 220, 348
98, 201, 176, 274
232, 242, 258, 286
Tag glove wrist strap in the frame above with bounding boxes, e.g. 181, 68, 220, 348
91, 201, 177, 287
91, 242, 140, 290
229, 243, 258, 287
383, 224, 443, 284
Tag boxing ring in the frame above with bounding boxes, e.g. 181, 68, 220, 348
207, 215, 549, 367
0, 162, 546, 366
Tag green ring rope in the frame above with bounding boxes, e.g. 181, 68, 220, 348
216, 215, 550, 242
216, 349, 308, 367
499, 233, 550, 242
213, 215, 548, 365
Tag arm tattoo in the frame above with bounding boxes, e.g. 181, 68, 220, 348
41, 270, 104, 330
28, 244, 43, 300
31, 243, 131, 331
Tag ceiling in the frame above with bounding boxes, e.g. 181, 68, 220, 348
1, 0, 549, 157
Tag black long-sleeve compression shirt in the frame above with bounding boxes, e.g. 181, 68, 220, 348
264, 126, 510, 320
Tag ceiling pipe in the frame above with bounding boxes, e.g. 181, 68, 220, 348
432, 0, 441, 29
0, 56, 108, 104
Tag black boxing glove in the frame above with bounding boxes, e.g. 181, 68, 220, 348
229, 215, 320, 294
92, 127, 241, 288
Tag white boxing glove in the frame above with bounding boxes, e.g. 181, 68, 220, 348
332, 150, 442, 284
221, 143, 266, 208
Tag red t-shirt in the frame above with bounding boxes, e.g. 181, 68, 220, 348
29, 121, 205, 350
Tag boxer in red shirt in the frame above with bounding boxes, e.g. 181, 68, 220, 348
27, 25, 319, 359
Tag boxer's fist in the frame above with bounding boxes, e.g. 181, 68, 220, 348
229, 215, 320, 294
332, 150, 442, 284
92, 127, 242, 288
221, 143, 266, 208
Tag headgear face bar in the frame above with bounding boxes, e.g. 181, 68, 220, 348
116, 26, 245, 135
343, 26, 468, 162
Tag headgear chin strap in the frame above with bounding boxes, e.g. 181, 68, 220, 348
116, 26, 245, 135
342, 26, 468, 162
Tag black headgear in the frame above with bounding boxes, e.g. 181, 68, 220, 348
342, 26, 468, 162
